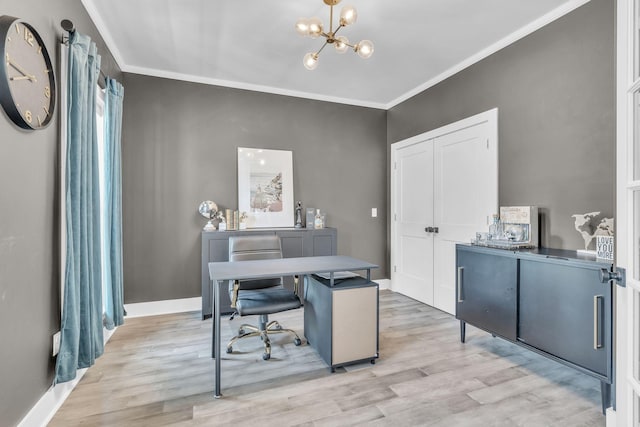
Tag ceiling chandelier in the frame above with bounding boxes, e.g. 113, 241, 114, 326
295, 0, 374, 70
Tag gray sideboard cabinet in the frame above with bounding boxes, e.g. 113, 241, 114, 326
455, 244, 614, 414
201, 227, 337, 319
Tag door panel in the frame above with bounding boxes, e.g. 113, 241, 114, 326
433, 122, 497, 314
433, 240, 457, 313
394, 141, 434, 305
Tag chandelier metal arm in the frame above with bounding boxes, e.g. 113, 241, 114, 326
332, 24, 344, 38
341, 40, 356, 49
316, 40, 330, 56
329, 5, 334, 34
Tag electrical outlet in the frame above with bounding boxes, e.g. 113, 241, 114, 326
52, 331, 61, 357
371, 208, 377, 218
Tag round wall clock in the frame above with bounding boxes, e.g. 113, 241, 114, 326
0, 15, 56, 130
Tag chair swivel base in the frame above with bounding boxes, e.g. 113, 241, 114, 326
226, 320, 302, 360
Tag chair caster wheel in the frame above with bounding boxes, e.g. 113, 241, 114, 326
262, 353, 270, 360
294, 338, 302, 346
226, 346, 233, 354
370, 359, 376, 365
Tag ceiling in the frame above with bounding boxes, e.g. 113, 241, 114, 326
81, 0, 587, 110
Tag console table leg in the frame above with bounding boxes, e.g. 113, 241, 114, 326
460, 320, 466, 343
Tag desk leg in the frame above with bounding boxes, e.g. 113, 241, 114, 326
211, 280, 216, 359
366, 269, 371, 281
213, 279, 222, 398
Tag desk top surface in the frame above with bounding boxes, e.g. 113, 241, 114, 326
208, 255, 378, 281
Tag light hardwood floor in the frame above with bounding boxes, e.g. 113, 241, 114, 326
50, 290, 605, 426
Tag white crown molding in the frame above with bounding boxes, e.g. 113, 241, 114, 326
384, 0, 592, 109
122, 65, 387, 110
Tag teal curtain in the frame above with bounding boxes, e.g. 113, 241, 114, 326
103, 77, 125, 329
55, 31, 103, 384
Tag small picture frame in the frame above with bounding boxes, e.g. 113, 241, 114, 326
596, 235, 614, 261
306, 208, 316, 229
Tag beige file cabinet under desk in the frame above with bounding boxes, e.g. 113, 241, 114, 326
303, 274, 379, 371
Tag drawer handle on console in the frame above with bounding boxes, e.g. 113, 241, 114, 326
457, 267, 464, 303
593, 295, 603, 349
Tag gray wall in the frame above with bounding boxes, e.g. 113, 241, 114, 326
388, 0, 615, 250
0, 0, 121, 425
121, 74, 387, 303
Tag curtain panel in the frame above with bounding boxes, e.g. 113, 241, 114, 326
55, 31, 103, 384
103, 78, 125, 329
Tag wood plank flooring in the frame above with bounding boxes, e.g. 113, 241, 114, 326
50, 290, 605, 426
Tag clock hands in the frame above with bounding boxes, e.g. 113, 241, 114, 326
5, 56, 36, 82
10, 75, 34, 81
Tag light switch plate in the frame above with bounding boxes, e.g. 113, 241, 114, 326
371, 208, 377, 218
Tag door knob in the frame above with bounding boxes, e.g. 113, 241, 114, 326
433, 227, 439, 233
425, 227, 433, 233
599, 267, 626, 286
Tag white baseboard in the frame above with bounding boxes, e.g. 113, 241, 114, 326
18, 328, 116, 427
124, 297, 202, 318
605, 407, 615, 426
374, 278, 391, 290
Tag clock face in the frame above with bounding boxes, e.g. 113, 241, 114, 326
0, 16, 56, 130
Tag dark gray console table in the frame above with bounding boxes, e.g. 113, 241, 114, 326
455, 244, 614, 414
201, 227, 337, 319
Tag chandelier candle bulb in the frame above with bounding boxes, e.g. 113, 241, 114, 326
340, 6, 357, 25
356, 40, 374, 58
303, 52, 319, 70
308, 17, 323, 38
335, 36, 349, 53
295, 19, 310, 36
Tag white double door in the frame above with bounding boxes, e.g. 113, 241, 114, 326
391, 109, 498, 314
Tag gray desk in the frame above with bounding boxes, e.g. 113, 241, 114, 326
208, 255, 378, 397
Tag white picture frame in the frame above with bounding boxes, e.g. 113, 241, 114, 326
237, 147, 294, 228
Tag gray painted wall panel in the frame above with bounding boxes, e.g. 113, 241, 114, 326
387, 0, 614, 250
0, 0, 121, 425
121, 75, 387, 303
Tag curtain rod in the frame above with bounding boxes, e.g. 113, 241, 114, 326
60, 19, 108, 80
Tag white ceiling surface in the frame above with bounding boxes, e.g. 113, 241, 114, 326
82, 0, 587, 109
